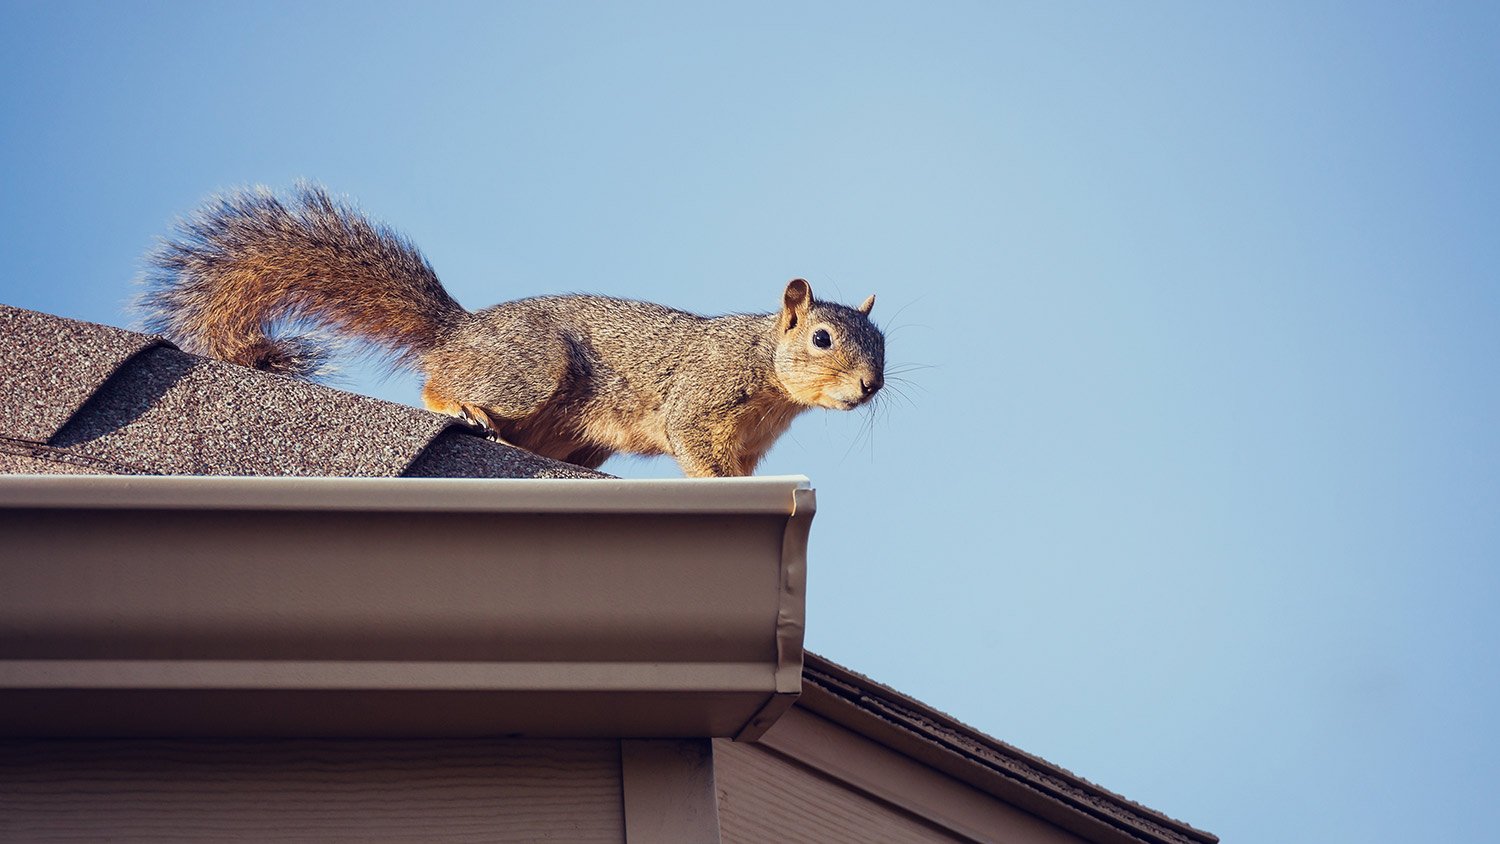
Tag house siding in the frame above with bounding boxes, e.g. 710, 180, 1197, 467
717, 706, 1096, 844
714, 737, 968, 843
0, 738, 625, 843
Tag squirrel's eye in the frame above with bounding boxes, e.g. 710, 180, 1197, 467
812, 328, 832, 349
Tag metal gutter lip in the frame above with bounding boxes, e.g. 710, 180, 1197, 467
1, 660, 781, 691
0, 474, 812, 514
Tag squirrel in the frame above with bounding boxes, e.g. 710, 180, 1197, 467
136, 184, 885, 477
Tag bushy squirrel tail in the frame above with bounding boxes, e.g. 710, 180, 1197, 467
137, 183, 466, 378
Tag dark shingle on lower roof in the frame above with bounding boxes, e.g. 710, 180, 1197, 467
803, 654, 1219, 844
0, 305, 607, 479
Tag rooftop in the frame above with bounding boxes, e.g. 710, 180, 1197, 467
0, 303, 1215, 844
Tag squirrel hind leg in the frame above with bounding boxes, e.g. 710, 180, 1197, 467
458, 404, 519, 447
422, 388, 514, 446
421, 385, 465, 418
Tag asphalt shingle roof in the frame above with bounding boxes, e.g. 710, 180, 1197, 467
0, 304, 606, 479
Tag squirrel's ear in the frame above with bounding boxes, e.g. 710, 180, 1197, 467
780, 278, 813, 332
857, 294, 876, 315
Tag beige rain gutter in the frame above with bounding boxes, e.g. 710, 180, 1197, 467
0, 475, 812, 740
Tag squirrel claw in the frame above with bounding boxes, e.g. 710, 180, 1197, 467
458, 404, 488, 431
458, 403, 517, 447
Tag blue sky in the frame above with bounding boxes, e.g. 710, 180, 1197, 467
4, 2, 1498, 839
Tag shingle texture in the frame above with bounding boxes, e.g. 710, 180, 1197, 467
0, 304, 606, 479
0, 305, 165, 443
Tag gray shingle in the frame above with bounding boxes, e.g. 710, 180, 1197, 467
0, 449, 108, 475
0, 304, 164, 443
404, 427, 611, 479
0, 305, 607, 479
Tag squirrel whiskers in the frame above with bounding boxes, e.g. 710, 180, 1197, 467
137, 184, 886, 478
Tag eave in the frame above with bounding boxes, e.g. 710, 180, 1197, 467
0, 474, 812, 740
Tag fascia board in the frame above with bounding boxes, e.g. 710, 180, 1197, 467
0, 475, 812, 739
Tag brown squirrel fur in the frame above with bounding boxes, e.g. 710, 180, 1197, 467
138, 184, 885, 477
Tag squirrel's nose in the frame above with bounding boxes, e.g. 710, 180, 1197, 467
860, 377, 882, 397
